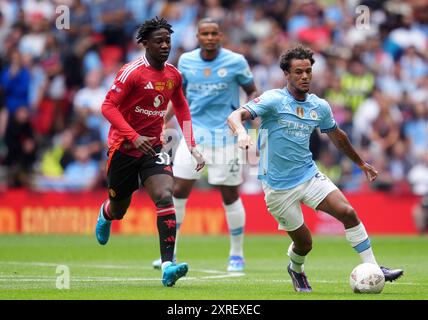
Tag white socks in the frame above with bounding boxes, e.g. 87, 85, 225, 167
224, 198, 246, 257
161, 261, 172, 271
287, 242, 305, 273
345, 222, 378, 265
172, 196, 245, 258
172, 197, 188, 256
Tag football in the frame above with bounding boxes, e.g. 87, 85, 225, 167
349, 263, 385, 294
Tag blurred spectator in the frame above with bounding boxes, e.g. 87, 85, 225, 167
18, 12, 48, 60
251, 50, 284, 92
388, 139, 413, 193
353, 88, 402, 147
4, 106, 36, 187
412, 194, 428, 235
90, 0, 131, 51
408, 151, 428, 196
39, 129, 74, 178
388, 9, 427, 53
69, 115, 103, 162
369, 96, 401, 156
1, 48, 30, 115
399, 45, 428, 93
33, 144, 99, 192
403, 102, 428, 161
340, 56, 375, 113
73, 69, 108, 142
316, 148, 341, 185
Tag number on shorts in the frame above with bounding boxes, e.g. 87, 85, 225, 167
155, 152, 171, 165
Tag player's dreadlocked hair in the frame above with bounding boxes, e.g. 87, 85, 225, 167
279, 46, 315, 72
136, 16, 173, 43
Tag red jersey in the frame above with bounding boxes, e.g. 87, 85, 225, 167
101, 55, 195, 157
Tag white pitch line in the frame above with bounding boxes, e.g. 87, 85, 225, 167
0, 261, 234, 274
0, 274, 420, 286
0, 261, 229, 274
0, 261, 420, 285
0, 261, 245, 282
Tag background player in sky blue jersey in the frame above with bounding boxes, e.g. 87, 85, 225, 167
228, 46, 403, 292
153, 18, 258, 272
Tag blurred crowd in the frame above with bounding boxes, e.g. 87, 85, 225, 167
0, 0, 427, 199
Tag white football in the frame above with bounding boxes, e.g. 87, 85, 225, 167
349, 263, 385, 294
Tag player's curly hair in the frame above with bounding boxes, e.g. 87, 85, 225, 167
136, 16, 173, 43
279, 46, 315, 72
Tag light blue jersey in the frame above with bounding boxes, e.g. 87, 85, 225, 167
178, 48, 253, 146
243, 88, 337, 190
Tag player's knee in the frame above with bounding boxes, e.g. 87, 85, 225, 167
339, 206, 359, 226
222, 194, 239, 205
154, 193, 174, 208
173, 184, 191, 199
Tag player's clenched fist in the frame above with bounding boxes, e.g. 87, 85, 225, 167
237, 131, 253, 150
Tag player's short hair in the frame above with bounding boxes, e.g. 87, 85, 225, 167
197, 17, 221, 31
279, 46, 315, 72
136, 16, 173, 43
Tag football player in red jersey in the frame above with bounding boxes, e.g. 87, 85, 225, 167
95, 17, 205, 287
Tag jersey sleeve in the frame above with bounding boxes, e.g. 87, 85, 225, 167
170, 72, 196, 148
101, 69, 139, 142
105, 67, 136, 106
236, 55, 254, 85
318, 98, 337, 133
242, 91, 275, 119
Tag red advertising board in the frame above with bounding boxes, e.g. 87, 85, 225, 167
0, 190, 420, 234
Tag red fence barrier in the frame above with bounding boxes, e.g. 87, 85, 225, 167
0, 190, 420, 234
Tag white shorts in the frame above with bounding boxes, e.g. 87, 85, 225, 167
173, 138, 244, 186
262, 173, 338, 232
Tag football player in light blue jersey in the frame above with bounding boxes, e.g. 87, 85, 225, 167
228, 46, 403, 292
153, 18, 258, 272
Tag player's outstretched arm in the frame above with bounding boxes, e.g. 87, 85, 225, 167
327, 127, 378, 182
227, 108, 253, 149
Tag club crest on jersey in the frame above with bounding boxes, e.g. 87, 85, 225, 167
310, 110, 318, 120
296, 107, 304, 118
166, 79, 174, 90
108, 188, 116, 198
154, 94, 165, 108
217, 68, 227, 77
204, 68, 211, 77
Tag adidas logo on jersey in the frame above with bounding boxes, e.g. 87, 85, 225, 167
144, 82, 154, 89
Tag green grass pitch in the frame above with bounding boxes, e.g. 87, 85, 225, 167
0, 234, 427, 300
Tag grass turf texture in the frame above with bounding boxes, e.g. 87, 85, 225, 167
0, 235, 427, 300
